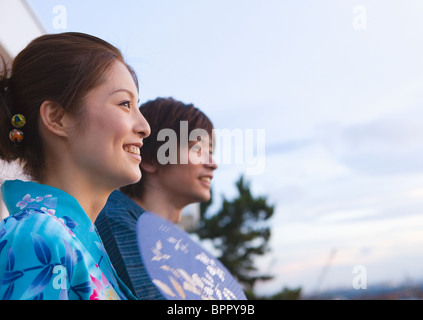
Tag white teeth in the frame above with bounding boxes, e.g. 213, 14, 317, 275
124, 145, 140, 155
199, 177, 211, 183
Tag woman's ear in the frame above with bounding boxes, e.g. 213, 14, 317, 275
39, 100, 72, 138
140, 161, 158, 174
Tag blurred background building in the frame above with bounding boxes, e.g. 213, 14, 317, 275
0, 0, 45, 219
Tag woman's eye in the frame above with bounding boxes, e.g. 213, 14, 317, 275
119, 101, 131, 108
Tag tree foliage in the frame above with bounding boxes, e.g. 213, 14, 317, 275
195, 175, 275, 291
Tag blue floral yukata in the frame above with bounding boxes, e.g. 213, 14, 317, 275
0, 180, 136, 300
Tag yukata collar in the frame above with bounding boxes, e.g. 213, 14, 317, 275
1, 180, 98, 254
1, 180, 138, 300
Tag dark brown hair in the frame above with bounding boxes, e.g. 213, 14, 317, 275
0, 32, 137, 181
121, 97, 213, 198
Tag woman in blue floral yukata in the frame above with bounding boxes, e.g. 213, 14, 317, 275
0, 32, 150, 300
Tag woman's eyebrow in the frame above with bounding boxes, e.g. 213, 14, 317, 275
110, 88, 140, 103
110, 88, 136, 98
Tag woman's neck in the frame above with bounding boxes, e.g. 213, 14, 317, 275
40, 170, 111, 223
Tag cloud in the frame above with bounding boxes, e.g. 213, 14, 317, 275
340, 149, 423, 175
265, 138, 314, 155
311, 104, 423, 176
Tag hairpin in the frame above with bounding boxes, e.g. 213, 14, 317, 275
9, 114, 26, 143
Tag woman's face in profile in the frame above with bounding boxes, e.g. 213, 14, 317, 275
66, 60, 150, 190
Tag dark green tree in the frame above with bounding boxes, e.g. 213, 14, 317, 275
195, 175, 275, 292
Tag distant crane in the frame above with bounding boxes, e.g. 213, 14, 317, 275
313, 247, 337, 296
265, 256, 278, 276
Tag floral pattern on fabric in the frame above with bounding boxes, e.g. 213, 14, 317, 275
89, 267, 120, 300
0, 180, 133, 300
137, 212, 247, 300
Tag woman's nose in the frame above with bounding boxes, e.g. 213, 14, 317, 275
135, 109, 151, 138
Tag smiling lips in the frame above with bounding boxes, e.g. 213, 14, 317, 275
124, 145, 141, 155
124, 145, 142, 162
199, 176, 211, 183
